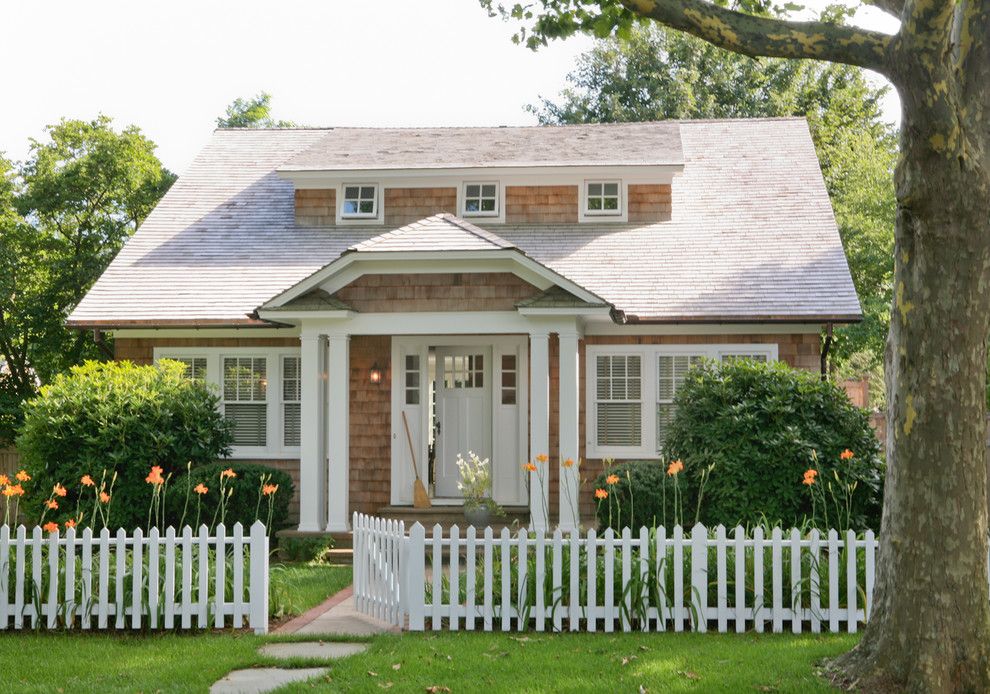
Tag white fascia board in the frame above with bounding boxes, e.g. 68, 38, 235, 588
261, 249, 607, 310
517, 307, 612, 318
279, 165, 682, 188
255, 309, 354, 322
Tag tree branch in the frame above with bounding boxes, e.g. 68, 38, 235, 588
620, 0, 893, 71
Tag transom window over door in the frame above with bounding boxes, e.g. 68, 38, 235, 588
341, 184, 378, 218
595, 354, 642, 447
585, 181, 621, 215
656, 354, 704, 451
463, 183, 498, 216
223, 356, 267, 447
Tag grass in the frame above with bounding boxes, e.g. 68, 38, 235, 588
278, 631, 858, 693
270, 562, 353, 617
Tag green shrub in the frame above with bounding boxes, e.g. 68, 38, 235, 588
278, 536, 334, 563
664, 359, 883, 530
593, 460, 673, 532
170, 462, 293, 532
17, 360, 232, 528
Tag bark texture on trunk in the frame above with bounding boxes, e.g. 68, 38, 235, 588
831, 12, 990, 687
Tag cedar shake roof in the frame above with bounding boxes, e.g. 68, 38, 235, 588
279, 122, 684, 171
68, 118, 862, 328
350, 214, 515, 252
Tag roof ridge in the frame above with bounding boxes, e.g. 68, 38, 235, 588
434, 213, 515, 249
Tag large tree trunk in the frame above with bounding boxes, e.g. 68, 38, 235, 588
831, 55, 990, 692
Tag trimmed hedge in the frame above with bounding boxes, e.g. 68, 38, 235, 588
170, 462, 294, 531
17, 360, 232, 528
664, 359, 883, 530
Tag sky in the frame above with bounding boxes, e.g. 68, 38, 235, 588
1, 0, 901, 175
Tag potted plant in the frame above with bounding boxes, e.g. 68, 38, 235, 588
456, 451, 501, 527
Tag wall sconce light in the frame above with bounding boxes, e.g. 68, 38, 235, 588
369, 363, 382, 385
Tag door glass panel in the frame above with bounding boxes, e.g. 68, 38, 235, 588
443, 353, 485, 389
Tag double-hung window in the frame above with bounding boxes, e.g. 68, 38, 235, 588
595, 355, 642, 448
341, 184, 378, 218
172, 356, 207, 383
587, 343, 779, 458
223, 357, 268, 447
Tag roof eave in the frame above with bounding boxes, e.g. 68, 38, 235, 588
621, 313, 863, 325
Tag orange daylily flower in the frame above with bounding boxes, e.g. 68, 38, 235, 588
80, 474, 95, 487
53, 483, 67, 497
42, 521, 59, 533
562, 458, 575, 468
523, 462, 537, 473
535, 454, 549, 464
667, 460, 684, 476
5, 484, 24, 497
0, 474, 9, 486
146, 465, 165, 485
595, 488, 608, 500
802, 476, 816, 486
99, 491, 111, 503
221, 468, 237, 479
840, 449, 855, 460
64, 519, 76, 529
605, 474, 620, 485
194, 483, 209, 495
45, 499, 59, 510
803, 468, 818, 479
15, 470, 30, 482
262, 484, 279, 496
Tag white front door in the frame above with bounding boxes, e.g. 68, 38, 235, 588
433, 347, 492, 498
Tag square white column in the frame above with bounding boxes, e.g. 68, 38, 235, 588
297, 333, 326, 532
529, 331, 550, 532
326, 334, 351, 532
558, 331, 580, 531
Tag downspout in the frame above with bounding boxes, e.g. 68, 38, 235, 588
820, 322, 833, 382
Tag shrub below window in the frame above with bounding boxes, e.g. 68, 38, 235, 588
16, 360, 232, 528
664, 359, 884, 530
170, 462, 293, 532
593, 460, 679, 532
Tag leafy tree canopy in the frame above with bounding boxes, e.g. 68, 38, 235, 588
0, 116, 174, 444
217, 92, 296, 128
527, 18, 896, 372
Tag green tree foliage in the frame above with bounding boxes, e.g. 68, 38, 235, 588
217, 92, 296, 128
528, 21, 896, 371
0, 116, 175, 444
16, 360, 232, 528
663, 359, 884, 530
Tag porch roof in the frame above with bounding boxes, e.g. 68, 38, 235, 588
349, 214, 515, 253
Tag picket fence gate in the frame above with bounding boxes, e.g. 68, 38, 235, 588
352, 512, 884, 633
0, 521, 269, 633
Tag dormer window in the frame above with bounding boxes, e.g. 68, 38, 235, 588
463, 182, 499, 217
585, 181, 621, 216
341, 184, 379, 218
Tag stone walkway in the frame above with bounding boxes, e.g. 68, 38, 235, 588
210, 585, 395, 693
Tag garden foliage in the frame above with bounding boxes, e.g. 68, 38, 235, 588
173, 462, 293, 531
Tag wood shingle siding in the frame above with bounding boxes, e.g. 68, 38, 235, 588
349, 336, 392, 516
505, 185, 579, 224
294, 189, 336, 227
628, 184, 673, 223
331, 272, 540, 313
383, 187, 457, 227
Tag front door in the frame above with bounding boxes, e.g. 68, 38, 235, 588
433, 347, 492, 498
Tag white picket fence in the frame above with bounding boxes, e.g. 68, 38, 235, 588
352, 512, 881, 633
0, 521, 269, 633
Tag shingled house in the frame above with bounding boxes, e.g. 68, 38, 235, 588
68, 118, 860, 532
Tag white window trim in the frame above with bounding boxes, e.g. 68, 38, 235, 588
153, 346, 302, 459
580, 179, 626, 222
337, 183, 381, 224
585, 343, 778, 460
459, 180, 502, 219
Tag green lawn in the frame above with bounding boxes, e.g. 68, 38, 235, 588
269, 562, 353, 618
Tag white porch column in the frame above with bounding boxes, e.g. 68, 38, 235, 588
326, 333, 351, 532
558, 331, 580, 531
297, 333, 325, 532
529, 331, 550, 531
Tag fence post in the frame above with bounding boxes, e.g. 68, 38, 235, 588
691, 523, 708, 633
406, 523, 426, 631
248, 521, 269, 634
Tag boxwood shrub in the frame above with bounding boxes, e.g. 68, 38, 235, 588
664, 359, 884, 530
170, 462, 294, 532
17, 359, 232, 528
